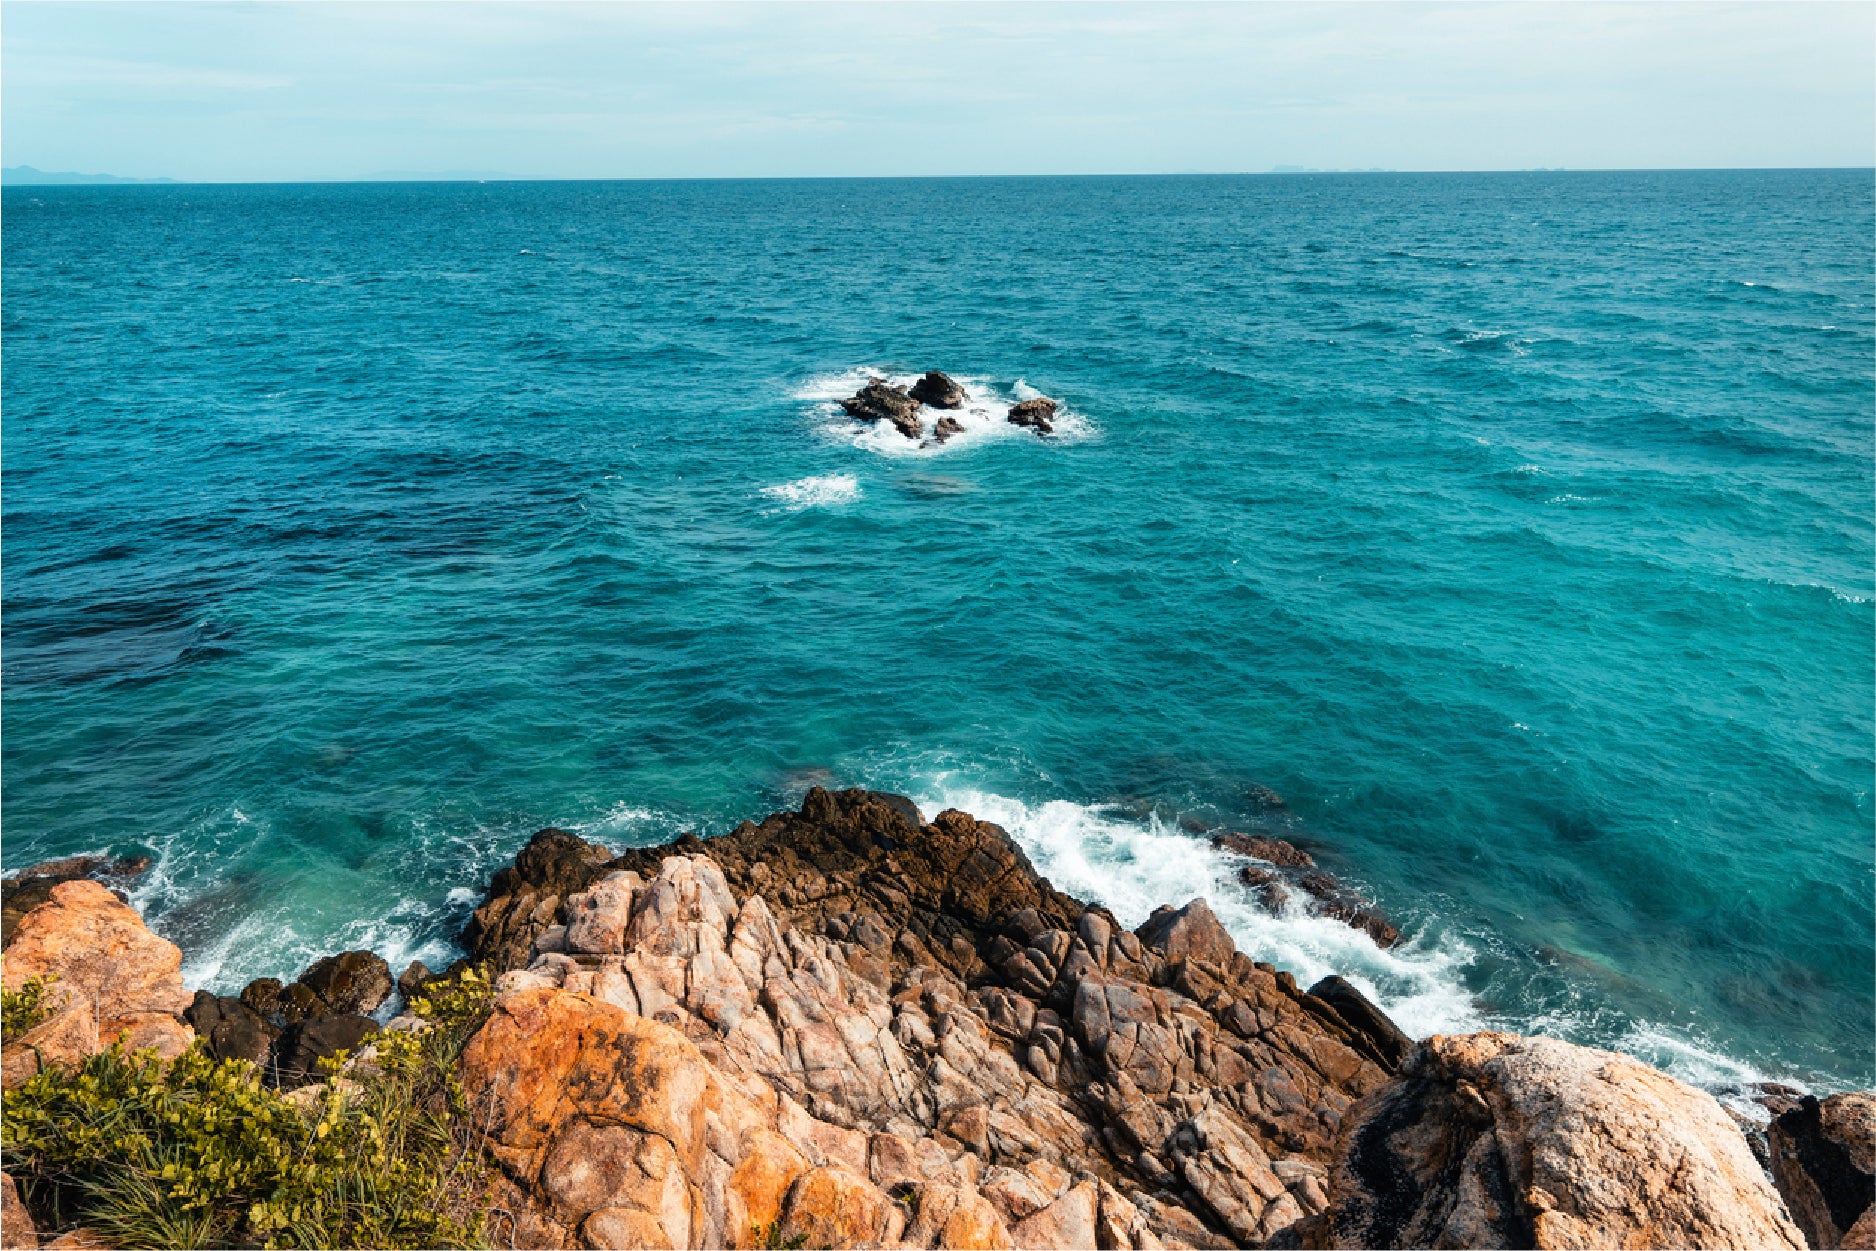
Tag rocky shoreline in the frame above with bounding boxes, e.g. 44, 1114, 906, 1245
3, 787, 1872, 1249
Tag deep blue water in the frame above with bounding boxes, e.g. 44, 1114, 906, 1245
4, 172, 1871, 1095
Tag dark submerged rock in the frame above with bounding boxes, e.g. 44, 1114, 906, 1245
840, 379, 924, 440
908, 370, 968, 409
1007, 397, 1057, 434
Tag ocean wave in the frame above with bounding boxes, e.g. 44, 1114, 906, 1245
795, 367, 1091, 457
761, 473, 860, 510
905, 778, 1481, 1042
891, 773, 1818, 1099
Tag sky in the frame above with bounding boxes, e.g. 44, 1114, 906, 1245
2, 2, 1872, 181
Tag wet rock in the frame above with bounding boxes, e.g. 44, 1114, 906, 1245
842, 379, 925, 440
296, 950, 394, 1016
1006, 398, 1056, 434
1297, 874, 1401, 948
1, 879, 193, 1068
1325, 1031, 1805, 1249
184, 991, 278, 1067
932, 415, 965, 444
271, 1014, 380, 1089
1213, 831, 1315, 868
1768, 1092, 1876, 1250
463, 826, 613, 972
909, 371, 968, 409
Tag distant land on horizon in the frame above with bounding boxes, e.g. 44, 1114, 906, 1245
2, 165, 179, 186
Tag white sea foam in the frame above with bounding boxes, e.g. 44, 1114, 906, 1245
796, 367, 1091, 457
905, 778, 1482, 1041
762, 473, 860, 510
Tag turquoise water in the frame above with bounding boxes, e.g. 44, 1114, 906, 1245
4, 172, 1871, 1095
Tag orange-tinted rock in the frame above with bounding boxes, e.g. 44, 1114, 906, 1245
2, 880, 191, 1075
777, 1166, 902, 1248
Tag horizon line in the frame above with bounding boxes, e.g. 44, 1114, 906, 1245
6, 164, 1874, 188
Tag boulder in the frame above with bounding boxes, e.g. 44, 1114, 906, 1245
1325, 1031, 1806, 1249
841, 380, 924, 441
1, 879, 192, 1058
184, 991, 278, 1067
1769, 1092, 1876, 1250
932, 416, 965, 444
1212, 832, 1314, 868
909, 371, 968, 409
1006, 398, 1056, 434
296, 950, 394, 1016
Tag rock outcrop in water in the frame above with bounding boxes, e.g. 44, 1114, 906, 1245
1208, 832, 1401, 949
842, 379, 926, 441
910, 371, 969, 409
2, 788, 1851, 1250
1007, 398, 1057, 435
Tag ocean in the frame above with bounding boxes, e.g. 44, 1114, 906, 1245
3, 171, 1870, 1098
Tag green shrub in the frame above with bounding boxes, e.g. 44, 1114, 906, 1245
2, 966, 495, 1249
2, 975, 63, 1035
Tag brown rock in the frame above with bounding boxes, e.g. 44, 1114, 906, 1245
1010, 1179, 1098, 1249
1, 880, 192, 1063
1212, 832, 1314, 868
296, 950, 394, 1016
1325, 1032, 1806, 1250
778, 1166, 903, 1248
1769, 1092, 1876, 1251
1135, 898, 1236, 969
842, 380, 925, 441
932, 416, 965, 444
1006, 398, 1057, 435
909, 371, 969, 409
2, 1171, 35, 1250
2, 856, 150, 951
1302, 976, 1412, 1073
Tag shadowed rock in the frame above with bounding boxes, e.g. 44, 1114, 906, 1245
841, 379, 924, 440
909, 371, 968, 409
1323, 1032, 1805, 1249
1769, 1092, 1876, 1250
1007, 397, 1057, 434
